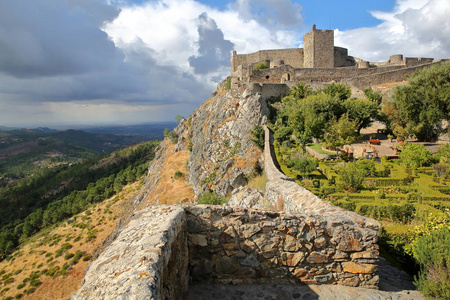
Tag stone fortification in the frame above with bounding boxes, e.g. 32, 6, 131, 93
73, 206, 188, 300
304, 24, 334, 68
230, 24, 443, 90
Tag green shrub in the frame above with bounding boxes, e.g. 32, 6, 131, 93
335, 162, 366, 193
17, 283, 26, 289
253, 61, 269, 71
198, 192, 226, 205
55, 243, 72, 257
225, 77, 231, 90
174, 171, 183, 179
250, 125, 265, 150
64, 252, 75, 260
413, 228, 450, 299
163, 128, 178, 144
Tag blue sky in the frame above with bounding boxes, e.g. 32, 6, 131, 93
0, 0, 449, 127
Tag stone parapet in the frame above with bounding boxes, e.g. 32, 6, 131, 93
73, 206, 188, 300
186, 205, 380, 288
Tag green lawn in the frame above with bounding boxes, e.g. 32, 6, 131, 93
307, 143, 336, 155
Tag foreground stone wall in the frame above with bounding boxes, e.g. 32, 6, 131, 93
73, 206, 188, 300
186, 206, 379, 288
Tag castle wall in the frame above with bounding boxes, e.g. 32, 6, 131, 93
231, 48, 304, 73
252, 83, 290, 100
343, 61, 440, 89
334, 47, 355, 67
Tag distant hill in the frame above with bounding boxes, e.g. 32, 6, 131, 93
0, 128, 160, 180
79, 122, 178, 140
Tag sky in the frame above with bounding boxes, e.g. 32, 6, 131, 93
0, 0, 449, 128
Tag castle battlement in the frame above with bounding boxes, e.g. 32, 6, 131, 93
230, 25, 439, 90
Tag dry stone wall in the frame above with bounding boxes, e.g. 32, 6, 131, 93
186, 205, 379, 288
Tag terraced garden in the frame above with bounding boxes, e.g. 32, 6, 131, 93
274, 140, 450, 273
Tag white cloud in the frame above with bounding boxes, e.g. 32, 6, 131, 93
103, 0, 302, 89
335, 0, 450, 61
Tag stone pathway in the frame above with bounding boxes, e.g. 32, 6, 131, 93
186, 258, 425, 300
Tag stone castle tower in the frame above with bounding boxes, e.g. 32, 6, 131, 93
303, 24, 334, 68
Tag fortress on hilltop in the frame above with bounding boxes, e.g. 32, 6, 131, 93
230, 24, 441, 91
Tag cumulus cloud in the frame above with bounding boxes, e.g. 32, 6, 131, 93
335, 0, 450, 61
188, 13, 234, 75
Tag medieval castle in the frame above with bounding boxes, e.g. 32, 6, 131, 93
230, 24, 441, 90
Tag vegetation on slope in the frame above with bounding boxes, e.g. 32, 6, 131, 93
0, 141, 159, 260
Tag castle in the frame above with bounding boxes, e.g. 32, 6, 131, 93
230, 24, 439, 90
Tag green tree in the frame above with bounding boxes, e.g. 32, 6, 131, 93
344, 98, 379, 133
323, 114, 359, 152
389, 61, 450, 141
322, 83, 351, 101
290, 156, 318, 179
399, 143, 435, 168
289, 82, 313, 99
250, 125, 265, 150
363, 87, 383, 104
335, 162, 367, 193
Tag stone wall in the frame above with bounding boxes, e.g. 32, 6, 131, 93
231, 48, 304, 73
186, 206, 379, 287
252, 83, 290, 101
343, 61, 440, 89
304, 25, 334, 68
244, 61, 443, 88
73, 206, 188, 300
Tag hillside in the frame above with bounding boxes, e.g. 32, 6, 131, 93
0, 129, 148, 183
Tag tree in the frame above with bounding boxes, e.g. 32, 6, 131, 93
389, 61, 450, 141
335, 162, 367, 193
344, 98, 379, 133
250, 125, 265, 150
322, 83, 351, 101
323, 114, 359, 152
363, 87, 383, 104
290, 156, 318, 179
399, 143, 435, 168
289, 82, 313, 99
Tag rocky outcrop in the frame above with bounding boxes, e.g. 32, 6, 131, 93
182, 81, 269, 198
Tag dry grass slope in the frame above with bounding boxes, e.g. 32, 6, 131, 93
0, 181, 143, 300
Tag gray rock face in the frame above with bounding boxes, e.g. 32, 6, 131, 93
182, 81, 269, 197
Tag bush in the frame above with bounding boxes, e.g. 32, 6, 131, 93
335, 162, 366, 192
198, 192, 226, 205
250, 125, 265, 150
163, 128, 178, 144
413, 228, 450, 299
174, 171, 183, 179
225, 77, 231, 91
64, 252, 75, 260
253, 61, 269, 71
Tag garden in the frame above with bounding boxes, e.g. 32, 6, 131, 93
262, 61, 450, 299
